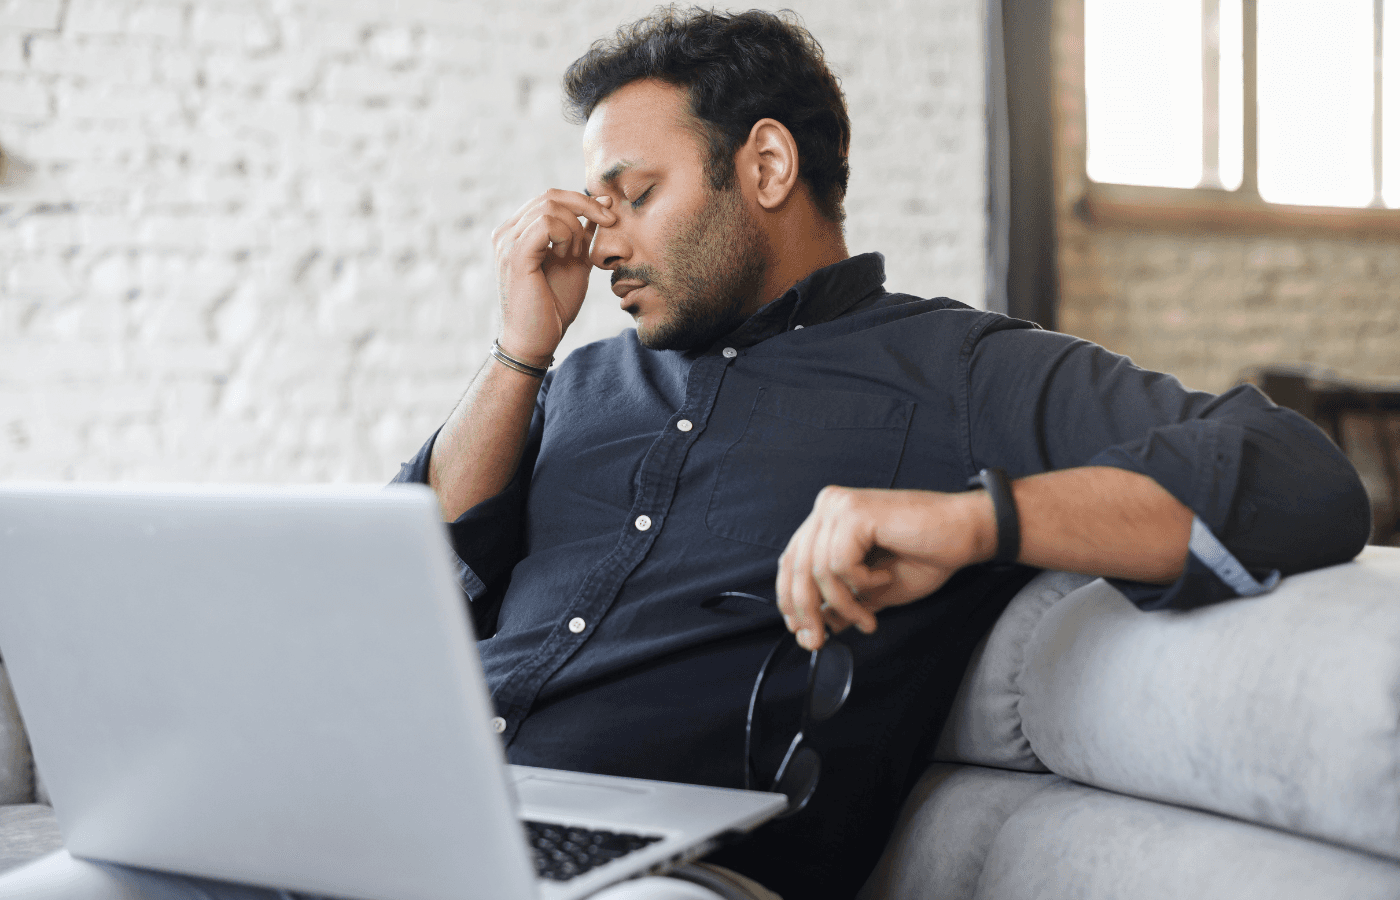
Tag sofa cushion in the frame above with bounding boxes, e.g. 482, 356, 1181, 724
978, 779, 1400, 900
857, 764, 1063, 900
1018, 545, 1400, 863
932, 570, 1094, 771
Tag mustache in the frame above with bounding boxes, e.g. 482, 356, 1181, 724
612, 266, 659, 288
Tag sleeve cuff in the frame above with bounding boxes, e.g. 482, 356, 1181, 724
1188, 516, 1281, 597
387, 428, 498, 603
1111, 515, 1281, 611
453, 555, 488, 604
391, 430, 438, 485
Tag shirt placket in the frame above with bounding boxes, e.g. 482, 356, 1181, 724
492, 349, 739, 744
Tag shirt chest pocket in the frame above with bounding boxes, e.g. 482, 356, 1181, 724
705, 385, 914, 550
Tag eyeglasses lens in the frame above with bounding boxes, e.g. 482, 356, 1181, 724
752, 641, 809, 782
774, 745, 821, 815
808, 641, 853, 722
711, 591, 856, 814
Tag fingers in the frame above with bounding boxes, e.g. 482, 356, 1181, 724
491, 189, 615, 363
811, 498, 882, 635
519, 213, 577, 261
779, 496, 830, 650
561, 189, 618, 227
494, 189, 617, 266
778, 511, 826, 650
779, 486, 884, 651
503, 203, 591, 263
779, 487, 975, 651
499, 188, 616, 234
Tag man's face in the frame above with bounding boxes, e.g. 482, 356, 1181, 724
583, 79, 769, 351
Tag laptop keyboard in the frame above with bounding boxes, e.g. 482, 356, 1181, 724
524, 820, 664, 882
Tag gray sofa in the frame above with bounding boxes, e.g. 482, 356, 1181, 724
862, 546, 1400, 899
3, 548, 1400, 898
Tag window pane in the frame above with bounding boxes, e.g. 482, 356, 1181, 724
1258, 0, 1373, 206
1219, 0, 1244, 190
1384, 0, 1400, 206
1086, 0, 1203, 188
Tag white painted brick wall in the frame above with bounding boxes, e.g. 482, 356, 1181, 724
1, 0, 987, 482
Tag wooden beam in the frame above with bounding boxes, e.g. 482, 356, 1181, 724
1078, 180, 1400, 236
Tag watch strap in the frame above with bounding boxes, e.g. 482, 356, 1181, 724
967, 467, 1020, 565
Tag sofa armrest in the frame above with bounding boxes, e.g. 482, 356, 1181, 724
933, 570, 1094, 771
1018, 546, 1400, 863
0, 665, 35, 805
933, 547, 1400, 865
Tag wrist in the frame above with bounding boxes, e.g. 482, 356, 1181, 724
960, 488, 1000, 565
494, 335, 556, 371
966, 467, 1021, 565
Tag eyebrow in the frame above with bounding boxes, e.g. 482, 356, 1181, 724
583, 161, 634, 197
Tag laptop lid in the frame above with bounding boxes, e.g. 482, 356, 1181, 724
0, 483, 785, 900
0, 483, 540, 900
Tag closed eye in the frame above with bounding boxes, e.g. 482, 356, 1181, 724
630, 186, 654, 210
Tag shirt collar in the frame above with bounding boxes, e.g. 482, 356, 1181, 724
703, 252, 888, 352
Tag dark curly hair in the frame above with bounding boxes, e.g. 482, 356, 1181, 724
563, 6, 851, 224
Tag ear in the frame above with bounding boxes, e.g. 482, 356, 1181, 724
736, 117, 800, 211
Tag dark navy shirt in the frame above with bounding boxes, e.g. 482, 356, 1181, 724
394, 252, 1368, 897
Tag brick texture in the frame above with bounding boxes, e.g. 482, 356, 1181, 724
1053, 0, 1400, 395
0, 0, 987, 482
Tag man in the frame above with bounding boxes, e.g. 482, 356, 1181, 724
0, 8, 1368, 900
391, 8, 1366, 898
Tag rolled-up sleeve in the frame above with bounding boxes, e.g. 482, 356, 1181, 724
390, 378, 549, 632
965, 323, 1371, 610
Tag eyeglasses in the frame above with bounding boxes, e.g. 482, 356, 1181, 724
703, 591, 854, 816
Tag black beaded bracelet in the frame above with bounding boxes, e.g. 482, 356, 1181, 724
966, 467, 1021, 565
490, 340, 551, 379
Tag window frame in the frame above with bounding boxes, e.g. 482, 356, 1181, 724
1077, 0, 1400, 236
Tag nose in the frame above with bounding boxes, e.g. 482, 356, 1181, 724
589, 199, 629, 270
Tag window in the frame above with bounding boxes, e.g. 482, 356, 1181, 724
1084, 0, 1400, 219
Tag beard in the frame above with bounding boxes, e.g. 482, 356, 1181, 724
613, 183, 769, 352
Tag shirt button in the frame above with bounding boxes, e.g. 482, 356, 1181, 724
634, 514, 652, 531
490, 716, 506, 733
568, 616, 587, 633
677, 419, 693, 432
721, 347, 738, 359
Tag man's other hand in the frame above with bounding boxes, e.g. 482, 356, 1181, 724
776, 487, 996, 651
492, 189, 617, 364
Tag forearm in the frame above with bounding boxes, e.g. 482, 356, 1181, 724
428, 357, 545, 521
996, 466, 1192, 583
969, 331, 1368, 593
778, 467, 1192, 650
424, 186, 614, 521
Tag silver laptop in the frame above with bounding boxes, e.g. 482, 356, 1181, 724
0, 483, 785, 900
